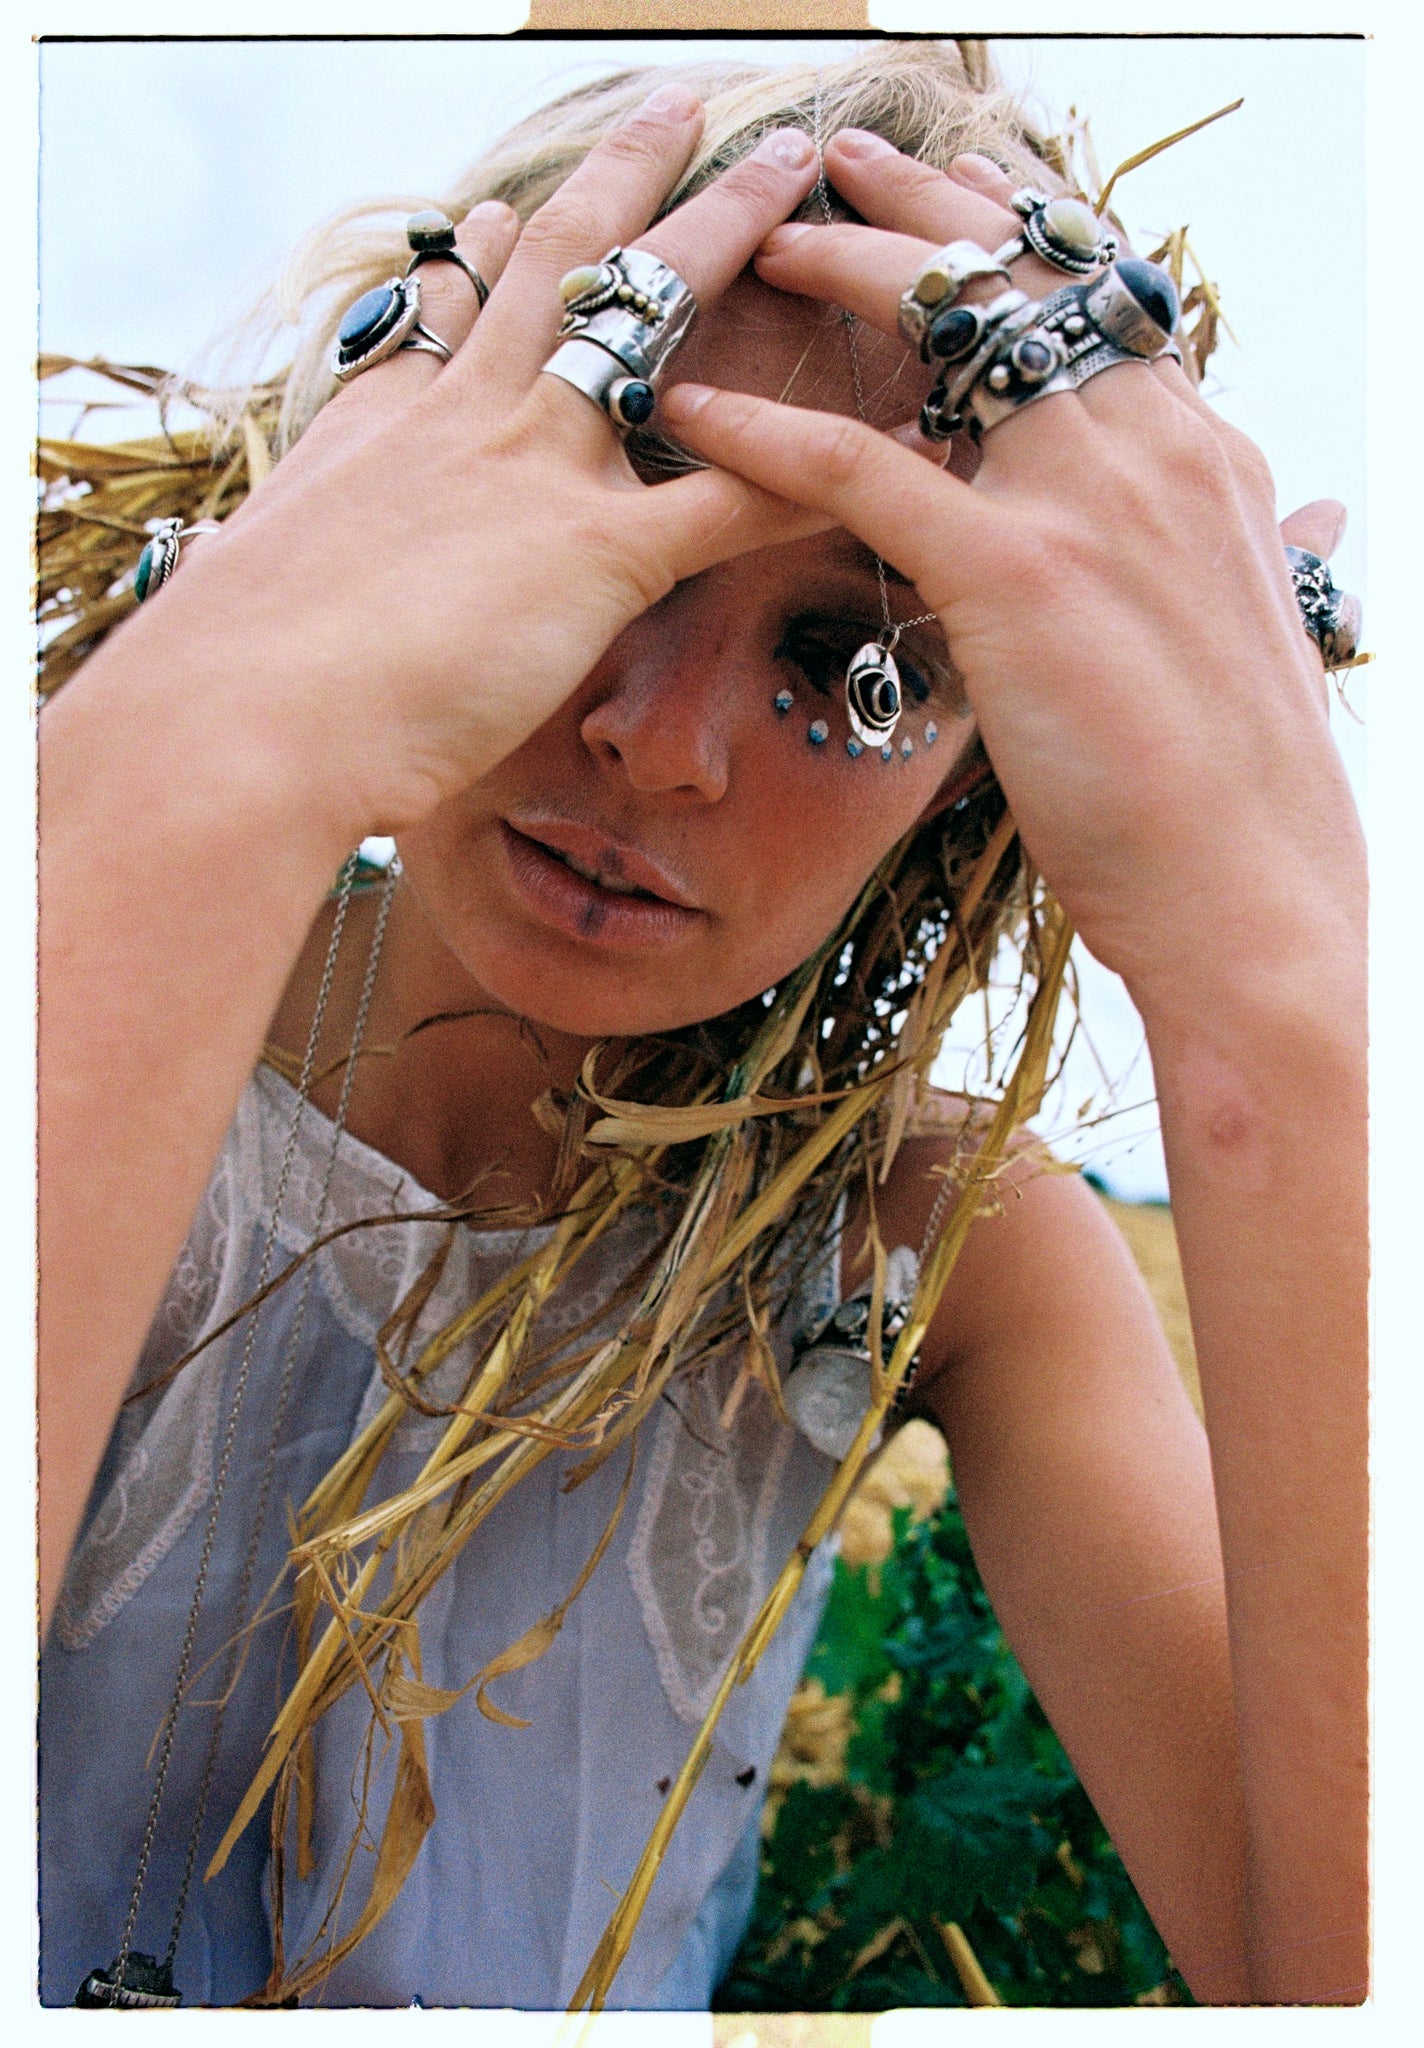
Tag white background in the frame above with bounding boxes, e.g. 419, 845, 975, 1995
36, 32, 1366, 1199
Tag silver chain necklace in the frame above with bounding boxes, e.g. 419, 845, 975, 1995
77, 850, 399, 2008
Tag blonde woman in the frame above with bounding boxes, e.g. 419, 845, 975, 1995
39, 44, 1365, 2010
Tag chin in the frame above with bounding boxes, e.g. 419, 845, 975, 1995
461, 931, 756, 1041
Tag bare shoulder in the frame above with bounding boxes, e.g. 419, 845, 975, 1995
851, 1086, 1175, 1415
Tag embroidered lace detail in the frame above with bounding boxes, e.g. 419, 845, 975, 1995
624, 1212, 843, 1725
627, 1364, 791, 1726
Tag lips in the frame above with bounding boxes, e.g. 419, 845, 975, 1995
498, 817, 704, 951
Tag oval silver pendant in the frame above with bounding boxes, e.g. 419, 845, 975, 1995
845, 642, 902, 748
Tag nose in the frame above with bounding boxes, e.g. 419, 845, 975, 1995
578, 591, 743, 803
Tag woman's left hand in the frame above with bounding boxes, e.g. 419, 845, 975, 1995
664, 134, 1369, 2006
660, 134, 1364, 1022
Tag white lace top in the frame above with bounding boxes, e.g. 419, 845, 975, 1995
40, 1066, 851, 2009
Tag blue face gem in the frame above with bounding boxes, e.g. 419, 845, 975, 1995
846, 738, 863, 758
901, 736, 914, 757
880, 743, 893, 763
773, 690, 794, 715
925, 723, 938, 747
339, 284, 399, 350
808, 720, 829, 746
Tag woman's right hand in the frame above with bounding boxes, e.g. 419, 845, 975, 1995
83, 85, 824, 842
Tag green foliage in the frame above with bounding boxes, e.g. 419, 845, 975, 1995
716, 1495, 1194, 2011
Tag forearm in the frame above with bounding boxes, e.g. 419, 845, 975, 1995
39, 610, 362, 1624
1137, 866, 1368, 2003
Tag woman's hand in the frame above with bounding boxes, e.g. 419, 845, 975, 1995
661, 134, 1364, 1019
75, 85, 826, 844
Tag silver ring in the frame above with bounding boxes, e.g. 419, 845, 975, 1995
332, 274, 438, 382
918, 288, 1033, 441
541, 245, 697, 433
897, 240, 1013, 358
398, 321, 453, 365
405, 208, 490, 309
133, 517, 221, 604
993, 188, 1118, 277
956, 262, 1182, 439
1286, 546, 1363, 670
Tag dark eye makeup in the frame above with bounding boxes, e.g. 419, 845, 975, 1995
774, 614, 938, 707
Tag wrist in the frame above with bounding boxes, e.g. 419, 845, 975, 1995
62, 559, 380, 872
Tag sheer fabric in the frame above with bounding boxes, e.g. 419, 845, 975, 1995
41, 1067, 847, 2007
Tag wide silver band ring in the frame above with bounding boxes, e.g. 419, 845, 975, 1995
957, 266, 1182, 438
541, 244, 697, 432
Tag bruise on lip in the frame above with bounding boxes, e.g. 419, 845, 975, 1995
579, 897, 610, 938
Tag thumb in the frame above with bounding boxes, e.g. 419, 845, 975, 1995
1279, 497, 1347, 560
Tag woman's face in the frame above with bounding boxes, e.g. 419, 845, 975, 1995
396, 267, 979, 1038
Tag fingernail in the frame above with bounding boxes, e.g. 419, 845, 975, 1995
469, 199, 513, 222
662, 383, 714, 421
760, 223, 812, 255
754, 127, 816, 169
640, 82, 700, 124
1326, 503, 1348, 552
950, 152, 1001, 180
834, 128, 896, 160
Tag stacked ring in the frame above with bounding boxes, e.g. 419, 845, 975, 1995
918, 288, 1034, 441
896, 239, 1012, 359
993, 188, 1118, 276
954, 259, 1182, 439
541, 245, 697, 433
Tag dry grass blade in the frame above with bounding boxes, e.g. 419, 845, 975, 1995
1094, 98, 1243, 219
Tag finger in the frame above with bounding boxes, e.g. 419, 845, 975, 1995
821, 131, 1068, 304
944, 152, 1019, 206
660, 381, 1001, 607
642, 126, 818, 302
754, 220, 940, 338
457, 83, 705, 399
331, 200, 520, 420
522, 125, 821, 466
640, 465, 834, 586
1279, 498, 1347, 561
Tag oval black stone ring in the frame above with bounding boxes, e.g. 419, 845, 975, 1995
330, 274, 452, 383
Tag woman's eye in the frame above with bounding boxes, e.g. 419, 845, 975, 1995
776, 623, 933, 706
775, 626, 844, 698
